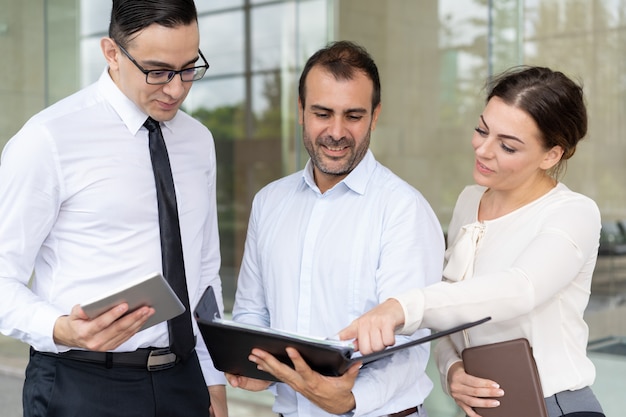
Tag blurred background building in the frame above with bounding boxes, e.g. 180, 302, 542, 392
1, 0, 624, 415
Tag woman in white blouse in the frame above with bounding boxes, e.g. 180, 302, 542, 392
339, 66, 604, 417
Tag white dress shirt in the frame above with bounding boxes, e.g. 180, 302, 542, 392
233, 150, 445, 417
394, 183, 601, 397
0, 69, 225, 385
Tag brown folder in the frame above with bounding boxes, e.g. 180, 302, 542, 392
462, 338, 548, 417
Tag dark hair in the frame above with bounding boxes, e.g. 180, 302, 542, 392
109, 0, 198, 47
486, 65, 587, 178
298, 40, 381, 112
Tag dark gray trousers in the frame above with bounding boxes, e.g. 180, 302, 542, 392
23, 348, 209, 417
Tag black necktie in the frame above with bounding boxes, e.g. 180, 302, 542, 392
144, 117, 195, 360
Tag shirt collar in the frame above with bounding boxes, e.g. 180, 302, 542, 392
302, 149, 376, 196
96, 67, 176, 136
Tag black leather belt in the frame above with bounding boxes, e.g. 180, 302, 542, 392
37, 347, 179, 371
279, 405, 420, 417
389, 406, 419, 417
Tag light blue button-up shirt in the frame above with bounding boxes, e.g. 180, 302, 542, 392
233, 150, 445, 416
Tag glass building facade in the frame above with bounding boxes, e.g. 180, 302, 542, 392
1, 0, 625, 415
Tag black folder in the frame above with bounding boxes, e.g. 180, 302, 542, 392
195, 286, 490, 382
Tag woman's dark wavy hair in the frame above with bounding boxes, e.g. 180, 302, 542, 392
486, 65, 587, 179
298, 40, 381, 112
109, 0, 198, 47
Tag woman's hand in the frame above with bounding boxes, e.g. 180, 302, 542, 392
447, 361, 504, 417
336, 298, 405, 355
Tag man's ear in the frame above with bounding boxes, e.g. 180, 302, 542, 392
297, 97, 304, 126
370, 103, 382, 131
101, 37, 120, 70
540, 145, 565, 170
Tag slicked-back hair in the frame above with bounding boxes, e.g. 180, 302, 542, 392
487, 66, 587, 178
298, 40, 381, 112
109, 0, 198, 47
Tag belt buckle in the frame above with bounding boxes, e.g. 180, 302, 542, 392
147, 348, 178, 371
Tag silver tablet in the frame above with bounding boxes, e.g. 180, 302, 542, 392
81, 272, 185, 332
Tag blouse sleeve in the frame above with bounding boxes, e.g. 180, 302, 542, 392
392, 191, 601, 333
433, 336, 461, 395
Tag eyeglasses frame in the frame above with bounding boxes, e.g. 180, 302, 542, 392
116, 42, 210, 85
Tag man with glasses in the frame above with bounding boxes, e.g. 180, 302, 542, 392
0, 1, 226, 416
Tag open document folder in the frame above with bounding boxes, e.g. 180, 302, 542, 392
194, 286, 491, 382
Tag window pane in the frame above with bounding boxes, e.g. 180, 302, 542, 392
251, 0, 327, 72
185, 77, 244, 114
199, 11, 245, 76
80, 37, 107, 86
197, 0, 243, 13
185, 77, 245, 310
251, 3, 294, 72
80, 0, 109, 36
296, 0, 329, 63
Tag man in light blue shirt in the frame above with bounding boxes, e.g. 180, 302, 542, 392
227, 40, 445, 417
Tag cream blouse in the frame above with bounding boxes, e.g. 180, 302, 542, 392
393, 183, 601, 397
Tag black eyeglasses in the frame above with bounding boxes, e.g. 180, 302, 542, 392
116, 43, 209, 85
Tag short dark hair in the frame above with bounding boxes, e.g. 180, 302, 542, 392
298, 40, 381, 112
109, 0, 198, 48
487, 65, 587, 178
